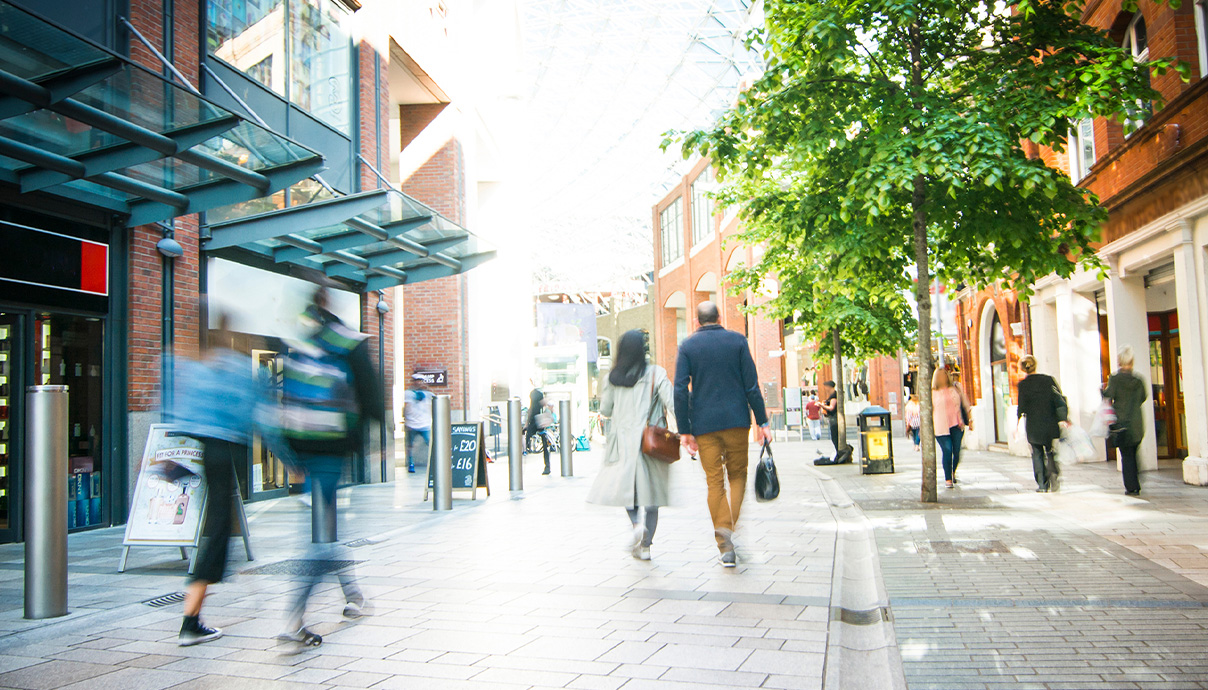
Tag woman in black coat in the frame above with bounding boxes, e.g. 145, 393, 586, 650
525, 387, 552, 475
1016, 355, 1069, 492
1103, 346, 1147, 495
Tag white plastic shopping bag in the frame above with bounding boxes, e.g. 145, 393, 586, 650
1061, 425, 1096, 463
1089, 401, 1116, 438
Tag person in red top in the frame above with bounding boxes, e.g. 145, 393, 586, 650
804, 394, 822, 440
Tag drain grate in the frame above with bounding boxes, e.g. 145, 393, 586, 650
143, 592, 186, 608
832, 606, 893, 625
343, 538, 377, 548
915, 540, 1011, 554
241, 559, 363, 576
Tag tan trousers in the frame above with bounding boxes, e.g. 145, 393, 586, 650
696, 427, 750, 551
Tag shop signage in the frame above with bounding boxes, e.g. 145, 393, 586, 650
783, 387, 803, 429
0, 221, 108, 296
424, 422, 490, 501
119, 425, 252, 573
413, 369, 447, 385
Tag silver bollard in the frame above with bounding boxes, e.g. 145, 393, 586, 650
25, 385, 68, 619
559, 399, 573, 477
507, 397, 523, 491
432, 394, 453, 510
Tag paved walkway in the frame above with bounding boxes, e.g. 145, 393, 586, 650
805, 435, 1208, 690
0, 446, 853, 690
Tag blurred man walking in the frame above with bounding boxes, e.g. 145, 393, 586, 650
673, 301, 770, 568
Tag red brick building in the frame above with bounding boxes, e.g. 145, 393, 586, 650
957, 0, 1208, 483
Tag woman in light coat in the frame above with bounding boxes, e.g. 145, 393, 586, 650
587, 330, 674, 560
933, 367, 972, 489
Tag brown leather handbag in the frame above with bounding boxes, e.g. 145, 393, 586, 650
640, 376, 680, 463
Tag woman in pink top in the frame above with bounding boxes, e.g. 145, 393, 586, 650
932, 368, 972, 488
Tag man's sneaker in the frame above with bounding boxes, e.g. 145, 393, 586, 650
276, 626, 323, 651
178, 616, 223, 647
720, 550, 737, 568
638, 546, 651, 561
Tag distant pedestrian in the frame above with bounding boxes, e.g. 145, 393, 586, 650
278, 286, 382, 648
402, 374, 433, 474
673, 301, 771, 568
1016, 355, 1070, 493
804, 394, 822, 440
587, 330, 673, 561
932, 368, 972, 489
820, 381, 841, 453
170, 315, 261, 646
525, 387, 553, 475
904, 394, 921, 450
1103, 346, 1147, 496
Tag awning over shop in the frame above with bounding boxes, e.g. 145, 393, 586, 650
0, 3, 324, 225
204, 188, 496, 292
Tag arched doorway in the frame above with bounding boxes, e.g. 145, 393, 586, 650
988, 312, 1011, 443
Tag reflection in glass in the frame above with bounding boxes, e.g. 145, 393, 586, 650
207, 0, 286, 93
290, 0, 352, 133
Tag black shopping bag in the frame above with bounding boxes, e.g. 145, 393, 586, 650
755, 442, 780, 501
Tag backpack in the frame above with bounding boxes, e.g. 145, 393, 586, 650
280, 323, 365, 444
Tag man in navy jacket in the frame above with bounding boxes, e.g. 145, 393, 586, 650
674, 301, 770, 567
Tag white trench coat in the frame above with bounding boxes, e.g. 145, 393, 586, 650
586, 365, 674, 507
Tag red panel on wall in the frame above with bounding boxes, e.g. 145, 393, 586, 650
79, 242, 108, 295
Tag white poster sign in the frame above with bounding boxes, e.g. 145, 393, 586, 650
123, 425, 208, 546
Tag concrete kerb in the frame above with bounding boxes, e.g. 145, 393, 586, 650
809, 466, 908, 690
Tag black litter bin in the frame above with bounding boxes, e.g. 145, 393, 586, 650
857, 405, 894, 474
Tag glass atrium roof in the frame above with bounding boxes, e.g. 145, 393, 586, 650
0, 2, 323, 225
205, 188, 495, 292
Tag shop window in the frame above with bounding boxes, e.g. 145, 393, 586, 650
691, 168, 714, 247
1068, 118, 1096, 182
207, 0, 352, 134
660, 198, 684, 266
1122, 14, 1151, 137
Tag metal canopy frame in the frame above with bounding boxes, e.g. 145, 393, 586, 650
0, 3, 324, 225
204, 188, 496, 291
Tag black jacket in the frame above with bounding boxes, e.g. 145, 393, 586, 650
1016, 373, 1067, 445
1104, 370, 1147, 447
673, 324, 768, 436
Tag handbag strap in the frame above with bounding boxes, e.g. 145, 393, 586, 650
760, 441, 773, 460
644, 370, 662, 426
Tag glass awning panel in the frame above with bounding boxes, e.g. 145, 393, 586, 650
205, 188, 496, 291
0, 3, 324, 225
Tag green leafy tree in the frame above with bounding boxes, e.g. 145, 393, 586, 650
675, 0, 1183, 501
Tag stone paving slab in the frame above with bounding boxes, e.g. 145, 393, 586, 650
800, 435, 1208, 690
0, 446, 844, 688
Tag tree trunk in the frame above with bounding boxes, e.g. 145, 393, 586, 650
910, 20, 937, 503
832, 327, 847, 453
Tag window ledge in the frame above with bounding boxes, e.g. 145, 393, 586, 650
658, 258, 685, 278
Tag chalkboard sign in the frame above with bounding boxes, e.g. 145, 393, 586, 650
424, 422, 490, 500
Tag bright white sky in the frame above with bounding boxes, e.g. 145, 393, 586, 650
502, 0, 761, 290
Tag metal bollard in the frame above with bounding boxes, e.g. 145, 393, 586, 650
507, 397, 523, 491
25, 385, 68, 619
559, 399, 573, 477
432, 395, 453, 510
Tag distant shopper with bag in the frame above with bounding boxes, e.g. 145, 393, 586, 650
804, 393, 822, 440
933, 368, 972, 489
402, 374, 433, 474
673, 301, 771, 568
525, 387, 554, 475
587, 330, 674, 560
1016, 355, 1069, 493
904, 394, 922, 450
1103, 346, 1147, 496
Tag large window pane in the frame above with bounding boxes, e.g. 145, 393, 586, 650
207, 0, 287, 95
290, 0, 352, 133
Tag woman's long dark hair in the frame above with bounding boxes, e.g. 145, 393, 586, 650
608, 330, 648, 387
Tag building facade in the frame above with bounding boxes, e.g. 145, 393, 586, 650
0, 0, 491, 544
651, 158, 787, 423
956, 0, 1208, 480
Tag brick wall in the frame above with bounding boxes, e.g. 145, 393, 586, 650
401, 139, 469, 412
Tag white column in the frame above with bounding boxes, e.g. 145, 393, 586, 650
1172, 220, 1208, 484
1030, 297, 1060, 376
1105, 256, 1159, 472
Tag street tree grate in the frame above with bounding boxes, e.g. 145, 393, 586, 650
143, 592, 186, 608
915, 540, 1011, 554
859, 497, 1001, 511
241, 559, 363, 576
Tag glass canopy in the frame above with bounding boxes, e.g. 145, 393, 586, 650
0, 3, 324, 225
205, 188, 495, 291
